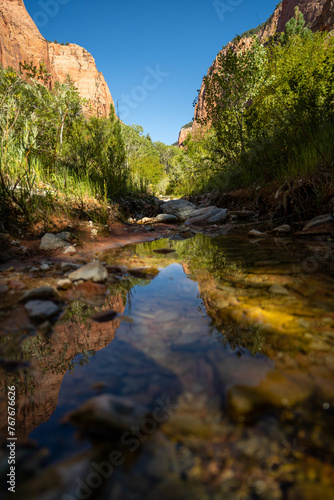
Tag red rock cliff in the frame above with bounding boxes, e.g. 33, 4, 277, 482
0, 0, 114, 117
191, 0, 334, 137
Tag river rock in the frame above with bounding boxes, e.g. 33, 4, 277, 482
21, 286, 60, 303
68, 260, 108, 283
271, 224, 291, 235
153, 214, 178, 223
63, 245, 76, 255
303, 214, 334, 231
162, 199, 197, 221
269, 284, 290, 295
25, 300, 60, 321
248, 229, 269, 238
64, 394, 150, 436
57, 279, 73, 290
40, 233, 70, 251
185, 206, 228, 225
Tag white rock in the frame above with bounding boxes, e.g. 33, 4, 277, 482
162, 199, 197, 221
63, 245, 76, 255
272, 224, 291, 235
57, 279, 73, 290
40, 233, 70, 251
186, 206, 228, 225
68, 261, 108, 283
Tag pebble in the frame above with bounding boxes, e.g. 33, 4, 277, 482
248, 229, 269, 238
57, 279, 73, 291
63, 245, 76, 255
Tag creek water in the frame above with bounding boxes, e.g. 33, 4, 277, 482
1, 233, 334, 499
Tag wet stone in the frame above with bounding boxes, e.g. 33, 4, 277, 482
24, 300, 60, 321
21, 286, 60, 303
64, 394, 150, 437
68, 260, 108, 283
248, 229, 269, 238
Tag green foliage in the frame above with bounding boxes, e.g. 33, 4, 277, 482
173, 21, 334, 194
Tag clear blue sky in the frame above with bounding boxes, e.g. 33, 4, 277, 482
24, 0, 279, 144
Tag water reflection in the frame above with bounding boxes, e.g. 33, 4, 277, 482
0, 234, 334, 499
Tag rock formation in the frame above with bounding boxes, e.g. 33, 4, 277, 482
189, 0, 334, 138
0, 0, 114, 117
177, 126, 192, 148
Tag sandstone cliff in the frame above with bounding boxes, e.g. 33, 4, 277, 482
190, 0, 334, 137
178, 126, 192, 148
0, 0, 114, 117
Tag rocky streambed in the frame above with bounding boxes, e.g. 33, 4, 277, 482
0, 202, 334, 500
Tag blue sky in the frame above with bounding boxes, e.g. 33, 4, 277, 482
24, 0, 279, 144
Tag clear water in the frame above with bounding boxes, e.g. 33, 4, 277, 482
1, 234, 334, 499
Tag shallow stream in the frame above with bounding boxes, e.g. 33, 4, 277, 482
1, 233, 334, 499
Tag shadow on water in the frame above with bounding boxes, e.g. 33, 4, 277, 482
0, 233, 334, 499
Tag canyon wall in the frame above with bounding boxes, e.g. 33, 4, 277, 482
190, 0, 334, 138
0, 0, 114, 116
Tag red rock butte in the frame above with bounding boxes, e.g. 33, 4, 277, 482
0, 0, 114, 117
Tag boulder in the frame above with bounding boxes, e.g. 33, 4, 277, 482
162, 200, 197, 221
21, 286, 60, 303
153, 214, 178, 223
68, 260, 108, 283
40, 233, 70, 251
303, 214, 334, 231
185, 206, 228, 226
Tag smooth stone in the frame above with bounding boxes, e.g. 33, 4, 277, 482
162, 199, 197, 221
57, 279, 73, 290
303, 214, 334, 231
68, 261, 108, 283
271, 224, 291, 235
40, 263, 51, 271
21, 286, 59, 303
40, 233, 70, 250
64, 394, 150, 436
248, 229, 269, 238
25, 300, 60, 320
63, 245, 76, 255
185, 206, 228, 226
154, 214, 178, 223
269, 284, 290, 295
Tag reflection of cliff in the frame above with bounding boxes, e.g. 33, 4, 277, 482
0, 294, 125, 440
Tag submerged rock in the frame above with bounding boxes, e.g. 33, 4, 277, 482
64, 394, 150, 436
185, 206, 228, 226
68, 260, 108, 283
40, 233, 70, 250
162, 199, 197, 221
24, 300, 60, 321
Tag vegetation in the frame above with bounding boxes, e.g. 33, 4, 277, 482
0, 63, 175, 229
168, 8, 334, 195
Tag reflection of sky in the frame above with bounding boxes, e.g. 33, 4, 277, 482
30, 262, 273, 465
